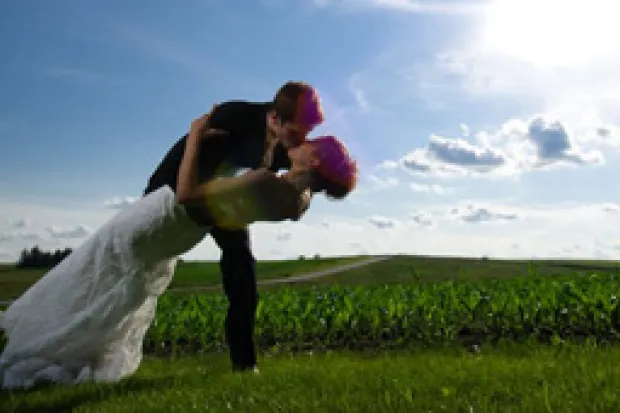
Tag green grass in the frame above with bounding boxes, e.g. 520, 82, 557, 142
167, 256, 364, 289
2, 343, 620, 412
3, 255, 618, 300
0, 256, 365, 301
3, 255, 620, 410
292, 255, 620, 287
249, 255, 620, 295
0, 267, 45, 301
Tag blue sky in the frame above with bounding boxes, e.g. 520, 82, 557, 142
1, 0, 620, 261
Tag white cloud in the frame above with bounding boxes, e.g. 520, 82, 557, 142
105, 196, 140, 209
410, 212, 433, 226
243, 200, 620, 259
411, 1, 620, 118
0, 220, 92, 253
460, 123, 470, 137
348, 74, 371, 113
452, 205, 518, 223
0, 230, 42, 242
479, 0, 619, 69
1, 196, 620, 262
401, 135, 509, 176
368, 216, 397, 229
410, 182, 449, 194
7, 219, 30, 229
0, 247, 15, 261
383, 114, 606, 178
343, 0, 620, 137
312, 0, 485, 14
425, 47, 620, 113
0, 199, 115, 262
602, 203, 620, 214
376, 160, 400, 170
46, 225, 92, 239
367, 175, 399, 190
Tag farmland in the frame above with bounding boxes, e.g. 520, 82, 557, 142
2, 255, 620, 411
145, 270, 620, 356
0, 255, 365, 301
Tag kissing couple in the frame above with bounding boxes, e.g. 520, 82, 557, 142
0, 81, 358, 389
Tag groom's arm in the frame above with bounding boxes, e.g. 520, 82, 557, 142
144, 102, 245, 195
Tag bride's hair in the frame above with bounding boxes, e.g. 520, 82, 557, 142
309, 135, 358, 200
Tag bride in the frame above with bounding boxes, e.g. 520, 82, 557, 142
0, 111, 358, 390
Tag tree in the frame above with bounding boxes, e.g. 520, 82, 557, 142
16, 245, 73, 269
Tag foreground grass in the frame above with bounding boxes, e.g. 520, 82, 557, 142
0, 256, 364, 301
2, 344, 619, 412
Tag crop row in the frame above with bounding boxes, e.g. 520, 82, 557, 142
1, 272, 618, 355
144, 272, 620, 355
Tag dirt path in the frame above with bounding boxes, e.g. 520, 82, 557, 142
170, 255, 390, 293
0, 256, 391, 306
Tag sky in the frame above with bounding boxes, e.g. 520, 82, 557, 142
1, 0, 620, 262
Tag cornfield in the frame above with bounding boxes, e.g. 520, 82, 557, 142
144, 271, 620, 355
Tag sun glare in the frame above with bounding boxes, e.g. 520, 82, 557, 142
480, 0, 618, 67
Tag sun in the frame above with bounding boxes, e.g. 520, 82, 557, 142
479, 0, 618, 68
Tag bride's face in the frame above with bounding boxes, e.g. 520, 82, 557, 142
287, 142, 319, 171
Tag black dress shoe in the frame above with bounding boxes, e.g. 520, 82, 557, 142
232, 365, 259, 374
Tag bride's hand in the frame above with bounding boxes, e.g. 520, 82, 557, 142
189, 105, 228, 141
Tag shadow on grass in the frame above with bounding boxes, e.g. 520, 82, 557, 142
0, 375, 176, 413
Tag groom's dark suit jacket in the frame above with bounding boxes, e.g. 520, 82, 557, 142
144, 101, 291, 217
143, 100, 292, 370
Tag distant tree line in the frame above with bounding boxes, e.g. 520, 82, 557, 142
298, 254, 321, 260
17, 245, 73, 269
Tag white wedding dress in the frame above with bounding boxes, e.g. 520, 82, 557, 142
0, 185, 209, 390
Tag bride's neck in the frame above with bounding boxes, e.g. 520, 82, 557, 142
281, 169, 315, 193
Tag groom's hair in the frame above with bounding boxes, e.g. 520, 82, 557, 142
272, 81, 324, 128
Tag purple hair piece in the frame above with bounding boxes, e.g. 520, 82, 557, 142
313, 135, 358, 189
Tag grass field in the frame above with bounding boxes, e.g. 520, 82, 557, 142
2, 254, 620, 411
2, 255, 618, 301
300, 255, 620, 286
2, 344, 619, 412
0, 255, 365, 301
240, 254, 620, 294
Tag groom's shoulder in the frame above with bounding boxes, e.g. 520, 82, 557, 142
215, 100, 269, 112
210, 100, 270, 128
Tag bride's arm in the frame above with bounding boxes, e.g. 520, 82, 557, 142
176, 108, 225, 204
196, 169, 312, 229
176, 112, 310, 228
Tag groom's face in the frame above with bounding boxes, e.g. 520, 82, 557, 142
269, 115, 312, 149
282, 122, 312, 149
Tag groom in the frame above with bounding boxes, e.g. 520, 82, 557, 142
143, 81, 324, 372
